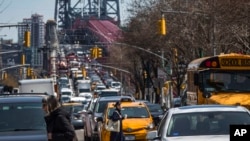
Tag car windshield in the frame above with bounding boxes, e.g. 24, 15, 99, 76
108, 106, 150, 118
79, 89, 90, 93
62, 92, 72, 96
95, 101, 110, 113
73, 105, 84, 113
99, 91, 119, 97
147, 104, 163, 113
0, 102, 46, 132
62, 96, 70, 101
167, 111, 250, 136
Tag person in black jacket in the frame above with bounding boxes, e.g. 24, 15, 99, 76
110, 101, 126, 141
45, 95, 77, 141
42, 97, 52, 141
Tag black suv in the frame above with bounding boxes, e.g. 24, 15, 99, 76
83, 95, 135, 141
0, 94, 48, 141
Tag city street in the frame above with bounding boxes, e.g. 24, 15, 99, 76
76, 129, 84, 141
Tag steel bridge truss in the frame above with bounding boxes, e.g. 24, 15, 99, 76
55, 0, 120, 30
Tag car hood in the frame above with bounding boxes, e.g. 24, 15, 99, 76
165, 135, 228, 141
123, 118, 153, 130
209, 93, 250, 109
150, 112, 164, 117
0, 130, 47, 141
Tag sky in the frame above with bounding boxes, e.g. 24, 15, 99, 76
0, 0, 54, 42
0, 0, 130, 43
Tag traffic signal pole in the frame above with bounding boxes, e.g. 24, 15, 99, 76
0, 23, 30, 80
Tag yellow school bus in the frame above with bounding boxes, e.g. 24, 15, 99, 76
186, 53, 250, 109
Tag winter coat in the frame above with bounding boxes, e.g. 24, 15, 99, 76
110, 108, 125, 141
45, 107, 76, 141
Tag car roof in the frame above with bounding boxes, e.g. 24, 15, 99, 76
97, 95, 134, 101
62, 102, 83, 106
170, 105, 249, 114
100, 88, 119, 92
0, 94, 47, 103
107, 101, 146, 107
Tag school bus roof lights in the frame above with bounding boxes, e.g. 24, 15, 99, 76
205, 60, 218, 68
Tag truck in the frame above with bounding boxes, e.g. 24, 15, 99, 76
18, 78, 56, 96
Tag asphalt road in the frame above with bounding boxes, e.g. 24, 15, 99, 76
76, 129, 84, 141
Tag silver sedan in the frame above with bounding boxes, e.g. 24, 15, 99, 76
146, 105, 250, 141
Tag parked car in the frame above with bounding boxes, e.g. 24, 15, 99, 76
146, 105, 250, 141
0, 93, 48, 141
62, 102, 85, 129
98, 100, 155, 141
83, 96, 135, 141
146, 103, 165, 126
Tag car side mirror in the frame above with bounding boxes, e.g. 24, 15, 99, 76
146, 130, 159, 140
97, 117, 103, 122
87, 111, 93, 114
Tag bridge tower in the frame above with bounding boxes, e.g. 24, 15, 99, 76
54, 0, 121, 30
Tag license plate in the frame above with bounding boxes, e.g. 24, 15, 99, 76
125, 135, 135, 140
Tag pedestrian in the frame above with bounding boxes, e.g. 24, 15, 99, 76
110, 101, 127, 141
44, 95, 78, 141
42, 97, 52, 141
93, 91, 99, 99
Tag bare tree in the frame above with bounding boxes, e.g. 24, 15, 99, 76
108, 0, 249, 101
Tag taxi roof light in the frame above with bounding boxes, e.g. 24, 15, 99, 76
120, 98, 133, 102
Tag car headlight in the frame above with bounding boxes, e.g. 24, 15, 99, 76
158, 115, 163, 119
146, 123, 155, 130
94, 117, 98, 122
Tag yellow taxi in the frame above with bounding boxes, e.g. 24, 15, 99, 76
99, 99, 155, 141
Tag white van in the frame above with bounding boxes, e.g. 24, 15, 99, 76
18, 78, 56, 96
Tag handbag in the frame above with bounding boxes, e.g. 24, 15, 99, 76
106, 119, 120, 132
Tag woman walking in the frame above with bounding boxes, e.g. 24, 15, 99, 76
110, 101, 126, 141
43, 95, 77, 141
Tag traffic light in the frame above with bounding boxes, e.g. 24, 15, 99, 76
24, 31, 31, 47
98, 48, 102, 58
2, 72, 7, 80
27, 67, 31, 77
90, 47, 98, 58
144, 70, 147, 79
158, 16, 166, 35
30, 68, 34, 76
82, 67, 86, 78
21, 54, 25, 65
173, 48, 178, 63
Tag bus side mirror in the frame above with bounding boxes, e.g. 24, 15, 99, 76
194, 72, 199, 85
203, 91, 211, 98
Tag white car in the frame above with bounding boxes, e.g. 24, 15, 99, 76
110, 81, 122, 90
70, 96, 88, 105
78, 92, 92, 102
146, 105, 250, 141
60, 88, 74, 97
